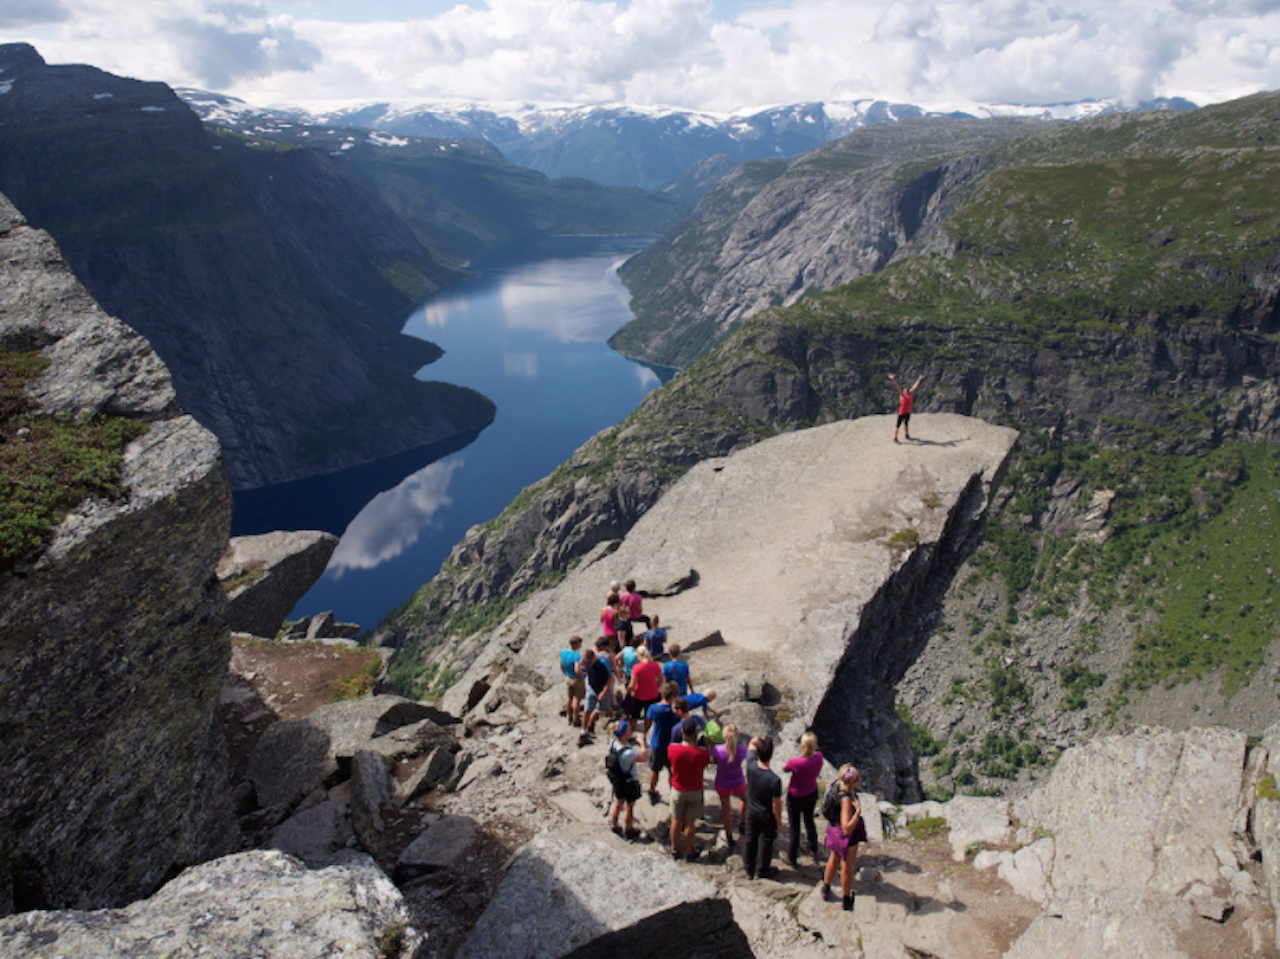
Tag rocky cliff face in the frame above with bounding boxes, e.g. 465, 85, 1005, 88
0, 43, 494, 489
0, 193, 237, 912
611, 117, 1045, 368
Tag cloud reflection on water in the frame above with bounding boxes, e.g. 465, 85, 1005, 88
328, 457, 465, 576
633, 364, 660, 393
503, 352, 539, 377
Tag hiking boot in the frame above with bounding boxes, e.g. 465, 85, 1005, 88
578, 732, 592, 748
685, 847, 701, 863
670, 848, 683, 861
624, 828, 641, 841
758, 866, 778, 880
842, 894, 854, 912
820, 883, 835, 902
611, 825, 623, 837
648, 790, 660, 806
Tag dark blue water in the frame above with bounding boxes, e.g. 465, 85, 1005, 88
232, 235, 670, 632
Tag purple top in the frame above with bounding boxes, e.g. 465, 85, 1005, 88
783, 752, 824, 797
711, 743, 749, 790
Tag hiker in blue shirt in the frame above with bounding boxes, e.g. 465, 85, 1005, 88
559, 635, 585, 728
645, 682, 685, 805
662, 643, 693, 694
643, 614, 668, 660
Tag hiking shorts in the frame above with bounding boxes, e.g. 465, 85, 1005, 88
672, 789, 705, 822
565, 675, 586, 700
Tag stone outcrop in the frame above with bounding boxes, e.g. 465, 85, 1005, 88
449, 415, 1016, 799
458, 827, 752, 959
0, 851, 422, 959
0, 192, 237, 913
218, 530, 340, 638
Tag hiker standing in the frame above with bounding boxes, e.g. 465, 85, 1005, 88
559, 635, 585, 727
821, 765, 866, 911
889, 373, 923, 442
742, 735, 783, 880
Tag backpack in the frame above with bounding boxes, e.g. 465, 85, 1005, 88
605, 744, 631, 786
702, 719, 723, 746
821, 780, 846, 823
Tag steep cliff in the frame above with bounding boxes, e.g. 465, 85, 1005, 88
611, 117, 1046, 368
0, 43, 494, 489
0, 193, 237, 912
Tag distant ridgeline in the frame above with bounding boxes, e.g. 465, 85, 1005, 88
0, 44, 685, 489
379, 90, 1280, 792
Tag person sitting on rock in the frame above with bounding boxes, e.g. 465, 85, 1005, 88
559, 635, 585, 728
667, 717, 711, 861
628, 646, 663, 736
607, 719, 647, 841
711, 722, 748, 846
621, 579, 651, 635
662, 643, 694, 695
644, 614, 668, 660
645, 682, 684, 804
579, 648, 613, 747
743, 735, 783, 881
889, 372, 924, 442
821, 765, 866, 911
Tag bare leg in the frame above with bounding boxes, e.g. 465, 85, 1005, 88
610, 798, 622, 830
671, 816, 682, 855
719, 795, 735, 843
842, 849, 856, 897
684, 820, 698, 857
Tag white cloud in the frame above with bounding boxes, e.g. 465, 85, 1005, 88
3, 0, 1280, 110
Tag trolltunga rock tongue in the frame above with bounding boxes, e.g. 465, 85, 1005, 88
502, 414, 1017, 795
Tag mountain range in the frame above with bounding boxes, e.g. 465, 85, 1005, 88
0, 44, 682, 488
179, 88, 1196, 191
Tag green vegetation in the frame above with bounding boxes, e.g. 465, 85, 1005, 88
896, 703, 944, 758
1059, 664, 1106, 711
1259, 774, 1280, 802
906, 816, 948, 840
331, 653, 384, 701
1, 350, 148, 572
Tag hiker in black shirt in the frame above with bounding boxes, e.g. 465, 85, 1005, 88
742, 735, 783, 880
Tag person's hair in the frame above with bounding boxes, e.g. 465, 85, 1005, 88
668, 643, 681, 658
569, 635, 583, 649
837, 764, 859, 789
609, 580, 621, 592
625, 579, 636, 591
755, 735, 774, 764
681, 717, 699, 742
673, 696, 689, 714
636, 646, 652, 662
650, 613, 660, 627
800, 731, 818, 757
661, 681, 679, 701
582, 648, 597, 665
703, 689, 716, 702
723, 722, 739, 758
595, 635, 610, 649
606, 591, 620, 605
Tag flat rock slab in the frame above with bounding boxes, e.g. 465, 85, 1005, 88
0, 850, 420, 959
398, 815, 479, 873
1004, 884, 1199, 959
459, 827, 752, 959
513, 415, 1017, 736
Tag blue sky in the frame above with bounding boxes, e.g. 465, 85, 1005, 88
4, 1, 1280, 113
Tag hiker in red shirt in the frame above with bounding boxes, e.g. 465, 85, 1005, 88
890, 373, 923, 442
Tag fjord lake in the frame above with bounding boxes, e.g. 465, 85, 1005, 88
232, 235, 670, 633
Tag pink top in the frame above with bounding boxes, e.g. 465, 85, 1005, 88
601, 606, 617, 638
711, 743, 749, 790
621, 590, 644, 620
783, 752, 824, 797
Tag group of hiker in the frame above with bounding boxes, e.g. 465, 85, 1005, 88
557, 578, 867, 912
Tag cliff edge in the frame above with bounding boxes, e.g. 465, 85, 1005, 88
0, 191, 237, 913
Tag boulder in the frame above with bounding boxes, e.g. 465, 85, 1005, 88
942, 795, 1011, 860
246, 719, 334, 809
0, 850, 420, 959
397, 815, 479, 876
350, 750, 393, 851
457, 827, 752, 959
269, 800, 355, 865
306, 695, 457, 764
457, 756, 503, 792
1013, 726, 1247, 893
217, 531, 339, 638
396, 747, 456, 805
997, 839, 1055, 904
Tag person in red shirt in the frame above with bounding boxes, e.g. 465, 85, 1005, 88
667, 716, 710, 860
889, 373, 924, 442
627, 646, 664, 737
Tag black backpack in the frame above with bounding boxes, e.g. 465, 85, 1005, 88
605, 744, 631, 786
821, 780, 846, 823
